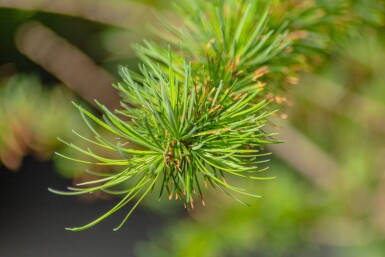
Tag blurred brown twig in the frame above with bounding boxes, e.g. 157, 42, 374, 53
268, 121, 340, 191
15, 21, 120, 110
0, 0, 156, 29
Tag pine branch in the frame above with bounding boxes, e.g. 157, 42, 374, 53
53, 59, 277, 231
51, 0, 384, 230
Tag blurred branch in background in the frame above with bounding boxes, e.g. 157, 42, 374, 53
0, 73, 123, 201
0, 75, 83, 171
0, 0, 157, 29
268, 122, 339, 191
374, 165, 385, 235
15, 21, 120, 110
298, 74, 385, 137
0, 0, 160, 174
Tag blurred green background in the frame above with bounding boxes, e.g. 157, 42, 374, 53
1, 0, 385, 256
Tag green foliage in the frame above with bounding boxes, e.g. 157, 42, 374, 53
142, 0, 384, 99
144, 0, 291, 94
53, 59, 276, 231
136, 25, 385, 257
52, 0, 385, 231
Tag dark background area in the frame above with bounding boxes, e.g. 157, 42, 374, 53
0, 158, 162, 257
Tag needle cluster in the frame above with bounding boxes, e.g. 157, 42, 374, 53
52, 0, 384, 230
